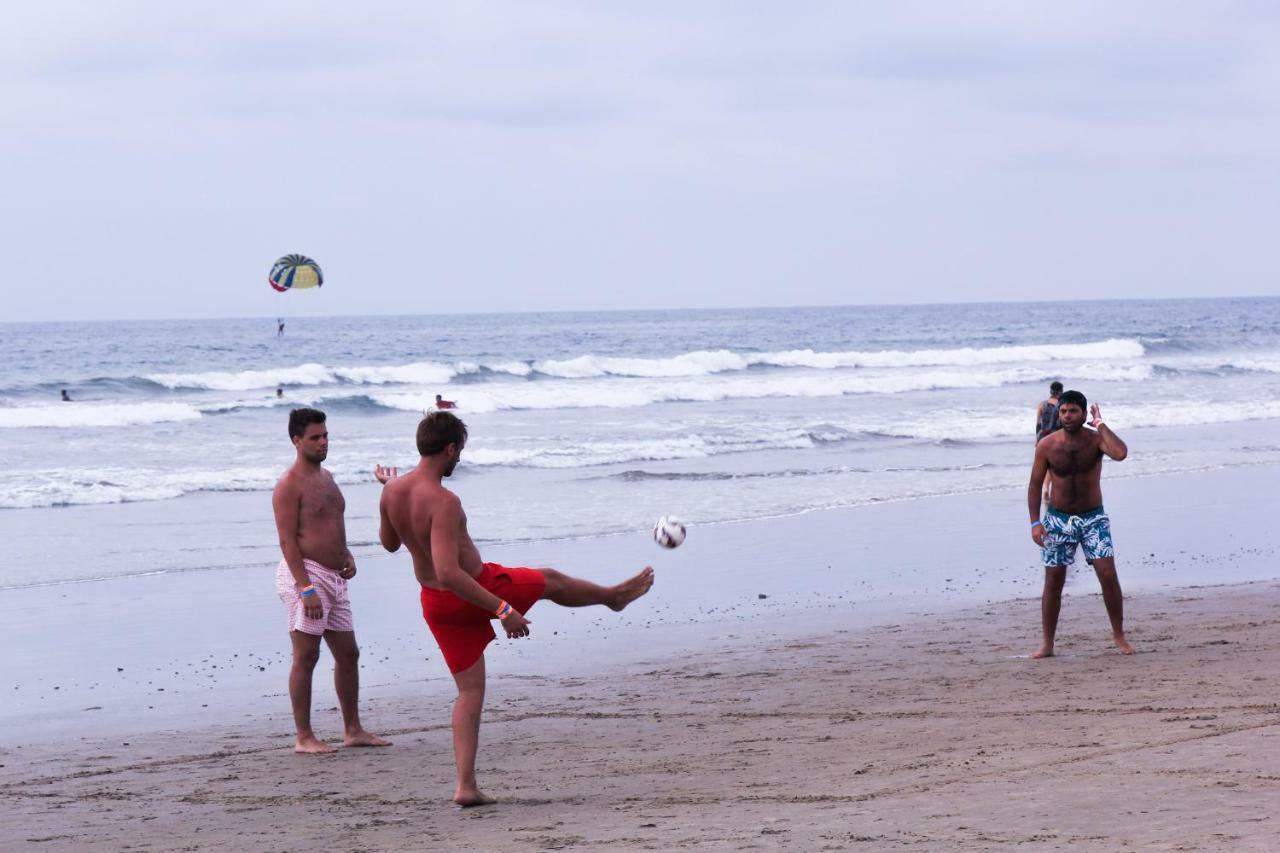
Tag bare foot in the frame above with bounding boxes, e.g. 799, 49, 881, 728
344, 730, 392, 748
1030, 644, 1054, 659
454, 786, 496, 808
608, 566, 655, 612
295, 734, 336, 754
1114, 635, 1135, 655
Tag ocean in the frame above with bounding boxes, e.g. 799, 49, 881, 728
2, 297, 1279, 590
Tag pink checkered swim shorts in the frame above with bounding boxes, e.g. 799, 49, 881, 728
275, 559, 354, 635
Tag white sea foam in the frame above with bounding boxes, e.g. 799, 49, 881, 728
534, 350, 751, 378
748, 338, 1145, 371
1223, 357, 1280, 374
0, 402, 203, 429
139, 338, 1148, 392
0, 465, 283, 508
529, 339, 1145, 378
147, 361, 457, 391
369, 363, 1153, 415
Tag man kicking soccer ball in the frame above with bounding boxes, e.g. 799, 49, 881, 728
375, 411, 654, 806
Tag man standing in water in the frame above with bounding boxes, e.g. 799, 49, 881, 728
1035, 381, 1063, 442
273, 408, 390, 753
1027, 390, 1133, 658
375, 411, 653, 806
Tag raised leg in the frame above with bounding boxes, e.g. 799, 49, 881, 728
1091, 558, 1134, 654
540, 566, 654, 611
450, 655, 493, 807
323, 630, 390, 747
288, 631, 334, 753
1031, 566, 1067, 659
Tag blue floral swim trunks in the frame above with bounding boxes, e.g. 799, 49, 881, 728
1040, 506, 1114, 567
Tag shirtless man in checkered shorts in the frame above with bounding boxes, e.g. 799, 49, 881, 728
272, 407, 390, 753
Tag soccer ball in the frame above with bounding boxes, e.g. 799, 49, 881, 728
653, 516, 686, 549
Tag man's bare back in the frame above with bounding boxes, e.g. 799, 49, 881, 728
376, 412, 654, 806
379, 471, 483, 589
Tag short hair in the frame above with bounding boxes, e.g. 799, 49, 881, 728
1049, 381, 1063, 394
288, 407, 326, 440
417, 411, 468, 457
1058, 390, 1087, 411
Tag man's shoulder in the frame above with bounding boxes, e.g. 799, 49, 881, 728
273, 466, 300, 493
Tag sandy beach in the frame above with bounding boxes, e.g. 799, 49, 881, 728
4, 462, 1280, 851
3, 579, 1279, 851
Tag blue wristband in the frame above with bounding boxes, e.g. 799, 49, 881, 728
301, 587, 318, 598
1030, 520, 1043, 528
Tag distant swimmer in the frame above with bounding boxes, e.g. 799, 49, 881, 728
272, 408, 390, 754
435, 394, 456, 410
277, 318, 285, 338
276, 387, 284, 399
60, 389, 72, 402
376, 411, 653, 806
1027, 390, 1132, 658
1035, 381, 1063, 442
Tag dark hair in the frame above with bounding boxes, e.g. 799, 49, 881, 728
288, 407, 326, 440
417, 411, 468, 456
1058, 390, 1087, 411
1049, 381, 1063, 395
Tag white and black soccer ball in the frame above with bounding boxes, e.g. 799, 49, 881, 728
652, 516, 686, 549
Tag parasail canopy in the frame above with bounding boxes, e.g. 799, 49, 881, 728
269, 254, 323, 292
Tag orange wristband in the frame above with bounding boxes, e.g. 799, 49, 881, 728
494, 600, 512, 618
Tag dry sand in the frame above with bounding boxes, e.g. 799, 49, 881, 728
3, 580, 1278, 852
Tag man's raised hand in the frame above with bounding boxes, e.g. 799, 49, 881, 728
1089, 403, 1104, 428
374, 464, 398, 484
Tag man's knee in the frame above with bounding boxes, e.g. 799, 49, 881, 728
1044, 567, 1067, 588
293, 644, 322, 669
332, 643, 360, 666
1092, 560, 1119, 582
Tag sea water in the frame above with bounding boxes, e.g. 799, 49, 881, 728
2, 298, 1279, 588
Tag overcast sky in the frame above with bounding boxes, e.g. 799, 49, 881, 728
2, 1, 1278, 322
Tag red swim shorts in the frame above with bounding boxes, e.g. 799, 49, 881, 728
420, 562, 547, 674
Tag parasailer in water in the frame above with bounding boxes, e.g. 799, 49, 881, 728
270, 254, 322, 337
269, 254, 324, 292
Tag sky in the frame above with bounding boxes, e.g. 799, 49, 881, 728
2, 1, 1278, 322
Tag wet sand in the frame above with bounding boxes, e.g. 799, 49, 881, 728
4, 578, 1279, 851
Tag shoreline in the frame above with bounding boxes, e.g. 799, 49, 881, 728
4, 462, 1279, 744
4, 579, 1278, 850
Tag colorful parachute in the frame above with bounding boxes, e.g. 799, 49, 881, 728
268, 254, 323, 292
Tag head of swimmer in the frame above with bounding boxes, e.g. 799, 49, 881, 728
1056, 390, 1087, 432
417, 410, 468, 477
288, 408, 329, 464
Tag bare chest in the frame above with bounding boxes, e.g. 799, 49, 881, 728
1048, 439, 1100, 477
299, 480, 345, 522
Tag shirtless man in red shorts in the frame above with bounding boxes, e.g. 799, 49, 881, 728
375, 411, 653, 806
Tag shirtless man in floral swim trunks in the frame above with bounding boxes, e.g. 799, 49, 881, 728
376, 411, 653, 806
272, 408, 390, 753
1027, 390, 1134, 658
